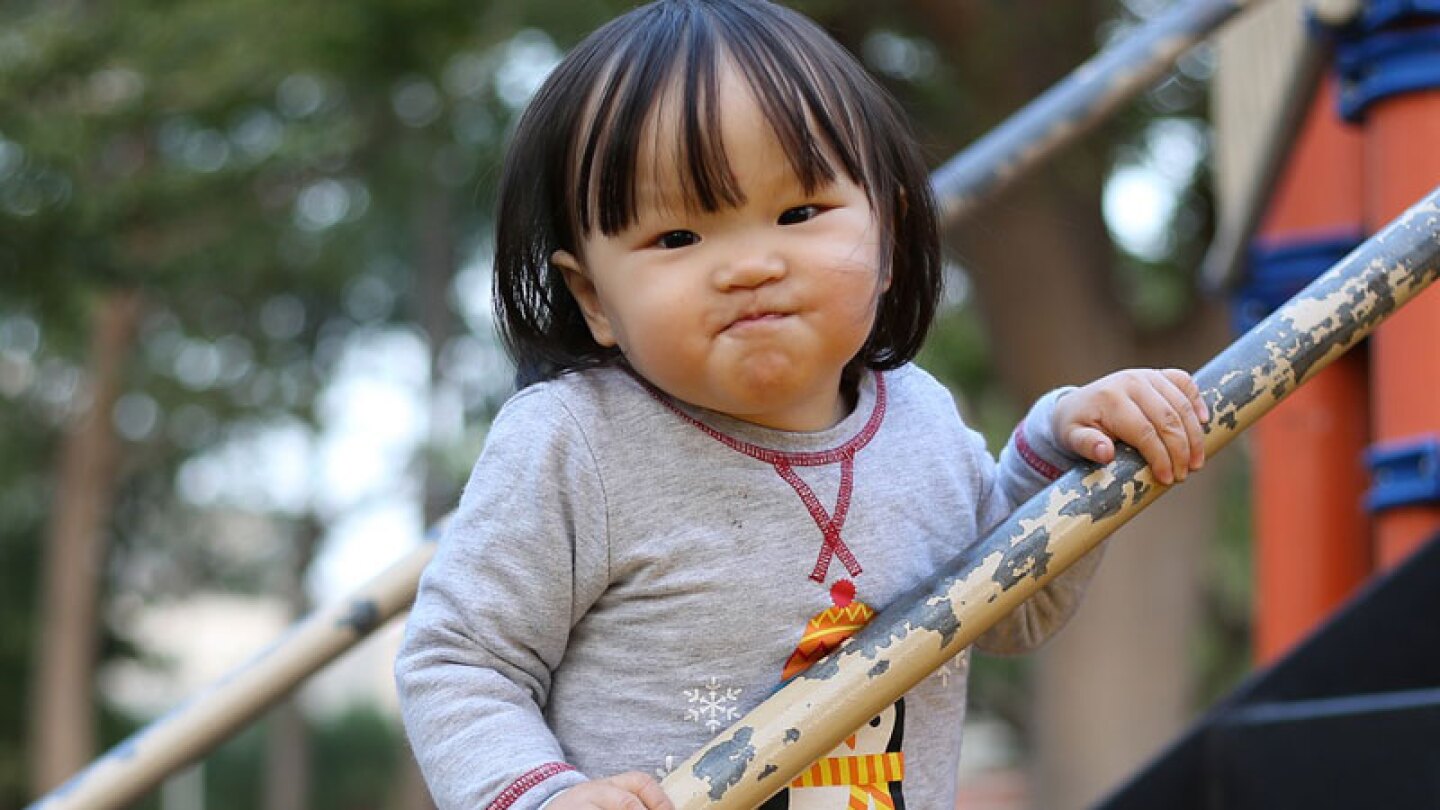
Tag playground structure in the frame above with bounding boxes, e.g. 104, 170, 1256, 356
1097, 1, 1440, 805
1223, 0, 1440, 663
25, 1, 1440, 808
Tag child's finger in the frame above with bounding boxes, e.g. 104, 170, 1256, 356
1064, 424, 1115, 464
551, 782, 638, 810
1161, 367, 1209, 424
1080, 395, 1170, 482
1152, 372, 1206, 471
591, 785, 647, 810
1124, 387, 1189, 484
606, 773, 674, 810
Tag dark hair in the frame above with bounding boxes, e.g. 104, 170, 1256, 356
493, 0, 941, 385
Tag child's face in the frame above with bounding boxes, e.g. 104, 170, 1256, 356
553, 64, 888, 432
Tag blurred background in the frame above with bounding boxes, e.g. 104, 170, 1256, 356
0, 1, 1250, 809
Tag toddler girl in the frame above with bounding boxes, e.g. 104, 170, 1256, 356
395, 2, 1207, 808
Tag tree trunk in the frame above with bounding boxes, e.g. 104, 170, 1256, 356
390, 177, 455, 810
416, 180, 457, 525
264, 703, 310, 810
849, 1, 1235, 805
264, 516, 322, 810
951, 144, 1212, 810
28, 288, 144, 795
1030, 455, 1229, 809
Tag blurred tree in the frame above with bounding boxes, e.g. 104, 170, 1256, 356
0, 0, 416, 799
1, 0, 630, 807
30, 290, 142, 791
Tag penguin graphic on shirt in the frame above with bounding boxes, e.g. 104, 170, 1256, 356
759, 580, 906, 810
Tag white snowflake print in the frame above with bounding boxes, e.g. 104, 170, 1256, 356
683, 677, 743, 732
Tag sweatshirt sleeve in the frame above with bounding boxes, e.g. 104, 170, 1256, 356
394, 389, 604, 810
971, 387, 1107, 655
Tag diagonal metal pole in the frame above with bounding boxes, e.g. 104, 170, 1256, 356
659, 189, 1440, 809
25, 534, 440, 810
932, 0, 1269, 226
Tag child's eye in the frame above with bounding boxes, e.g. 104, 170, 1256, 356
652, 230, 700, 250
778, 205, 822, 225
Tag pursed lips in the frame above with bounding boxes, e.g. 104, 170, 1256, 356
720, 308, 792, 334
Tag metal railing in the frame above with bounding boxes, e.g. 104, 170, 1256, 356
28, 2, 1298, 808
932, 0, 1268, 224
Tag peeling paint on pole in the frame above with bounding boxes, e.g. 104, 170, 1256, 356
692, 727, 755, 801
659, 190, 1440, 809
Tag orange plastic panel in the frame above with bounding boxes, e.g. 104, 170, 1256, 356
1250, 75, 1371, 664
1365, 88, 1440, 568
1252, 353, 1371, 664
1259, 77, 1364, 238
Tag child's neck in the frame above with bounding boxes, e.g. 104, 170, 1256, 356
621, 362, 864, 433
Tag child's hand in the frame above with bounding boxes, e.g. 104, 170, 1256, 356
1051, 368, 1209, 484
548, 772, 675, 810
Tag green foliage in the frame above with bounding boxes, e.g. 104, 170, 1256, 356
0, 494, 43, 807
310, 708, 406, 810
916, 300, 1020, 449
184, 707, 404, 810
86, 705, 405, 810
0, 317, 60, 807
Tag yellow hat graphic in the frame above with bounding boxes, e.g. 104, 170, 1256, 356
781, 579, 875, 681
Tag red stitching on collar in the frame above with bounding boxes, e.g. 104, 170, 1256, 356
637, 372, 887, 467
639, 372, 887, 582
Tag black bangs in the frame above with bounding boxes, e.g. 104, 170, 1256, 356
571, 0, 884, 240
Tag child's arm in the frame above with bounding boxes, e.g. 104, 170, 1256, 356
974, 367, 1207, 654
395, 391, 606, 810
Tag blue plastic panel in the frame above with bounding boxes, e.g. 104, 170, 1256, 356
1366, 435, 1440, 512
1361, 0, 1440, 32
1232, 233, 1363, 334
1337, 25, 1440, 119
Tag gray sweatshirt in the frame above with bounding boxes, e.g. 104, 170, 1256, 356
395, 363, 1098, 810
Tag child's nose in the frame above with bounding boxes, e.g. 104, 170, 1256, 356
713, 248, 785, 290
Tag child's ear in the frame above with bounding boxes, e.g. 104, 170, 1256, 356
552, 250, 617, 347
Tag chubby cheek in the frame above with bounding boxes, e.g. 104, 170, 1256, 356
607, 290, 701, 361
826, 261, 890, 330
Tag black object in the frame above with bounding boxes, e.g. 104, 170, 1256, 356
1096, 533, 1440, 809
